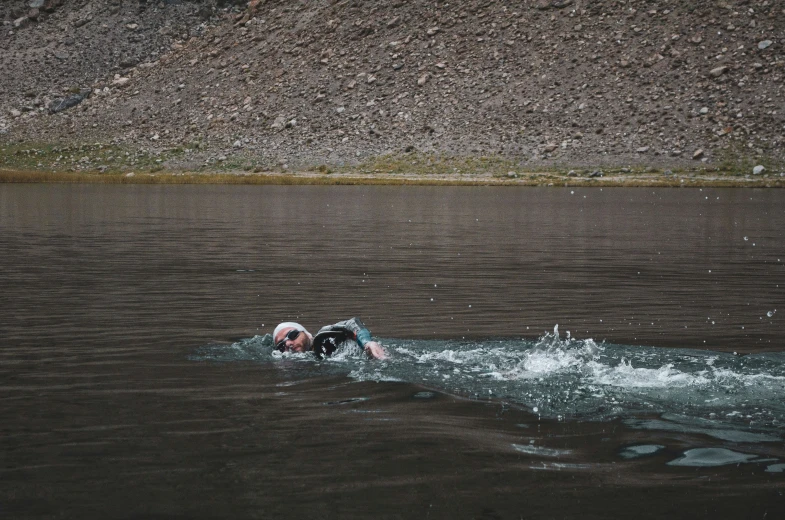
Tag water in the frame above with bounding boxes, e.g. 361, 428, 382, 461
2, 184, 784, 518
196, 330, 785, 433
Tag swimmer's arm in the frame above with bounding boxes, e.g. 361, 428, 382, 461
345, 318, 389, 360
363, 340, 389, 360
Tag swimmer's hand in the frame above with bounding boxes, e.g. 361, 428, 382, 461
364, 341, 389, 360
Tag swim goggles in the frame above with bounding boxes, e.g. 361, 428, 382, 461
275, 329, 301, 352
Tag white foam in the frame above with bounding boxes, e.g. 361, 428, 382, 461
588, 359, 710, 388
512, 444, 572, 457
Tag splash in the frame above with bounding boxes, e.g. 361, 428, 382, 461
192, 329, 785, 433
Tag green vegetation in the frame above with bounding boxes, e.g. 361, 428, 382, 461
0, 170, 520, 186
1, 145, 783, 187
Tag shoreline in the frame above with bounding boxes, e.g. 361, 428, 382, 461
2, 167, 784, 188
3, 143, 782, 188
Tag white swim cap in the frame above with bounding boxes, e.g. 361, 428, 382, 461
273, 322, 311, 342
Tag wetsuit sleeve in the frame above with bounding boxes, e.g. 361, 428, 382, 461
341, 317, 372, 348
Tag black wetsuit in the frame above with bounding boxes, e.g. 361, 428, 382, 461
311, 317, 373, 358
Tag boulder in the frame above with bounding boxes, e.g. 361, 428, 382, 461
112, 76, 130, 87
758, 40, 773, 50
48, 89, 91, 114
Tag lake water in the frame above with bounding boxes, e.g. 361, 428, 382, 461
1, 184, 784, 518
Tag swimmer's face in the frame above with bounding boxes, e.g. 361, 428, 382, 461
274, 327, 311, 353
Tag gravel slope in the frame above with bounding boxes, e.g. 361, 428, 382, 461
2, 0, 783, 170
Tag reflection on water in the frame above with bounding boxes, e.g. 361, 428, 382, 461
2, 184, 785, 519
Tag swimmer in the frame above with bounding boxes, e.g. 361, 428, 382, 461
273, 317, 388, 360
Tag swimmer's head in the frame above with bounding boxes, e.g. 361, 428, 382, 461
273, 322, 313, 353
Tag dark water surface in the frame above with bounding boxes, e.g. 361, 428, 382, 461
1, 184, 784, 519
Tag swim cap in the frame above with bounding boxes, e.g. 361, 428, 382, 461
273, 322, 311, 342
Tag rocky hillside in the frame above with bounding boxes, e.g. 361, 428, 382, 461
2, 0, 783, 170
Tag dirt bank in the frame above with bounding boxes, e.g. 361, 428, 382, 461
1, 0, 783, 174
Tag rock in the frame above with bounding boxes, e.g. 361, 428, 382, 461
366, 75, 376, 84
709, 66, 729, 77
392, 63, 403, 70
271, 115, 286, 130
74, 17, 90, 28
13, 17, 30, 29
417, 74, 429, 86
699, 107, 709, 115
126, 23, 139, 31
43, 0, 62, 13
543, 143, 558, 153
53, 50, 69, 60
589, 171, 603, 178
233, 140, 242, 148
27, 8, 40, 20
692, 149, 704, 160
507, 171, 517, 178
119, 57, 139, 68
753, 165, 765, 175
663, 170, 674, 176
636, 146, 650, 153
10, 109, 22, 118
29, 0, 45, 7
112, 76, 130, 87
536, 0, 573, 9
125, 172, 135, 177
285, 118, 297, 128
426, 27, 439, 36
758, 40, 773, 50
48, 89, 91, 114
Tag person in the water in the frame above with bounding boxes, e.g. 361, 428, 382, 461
273, 317, 388, 360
